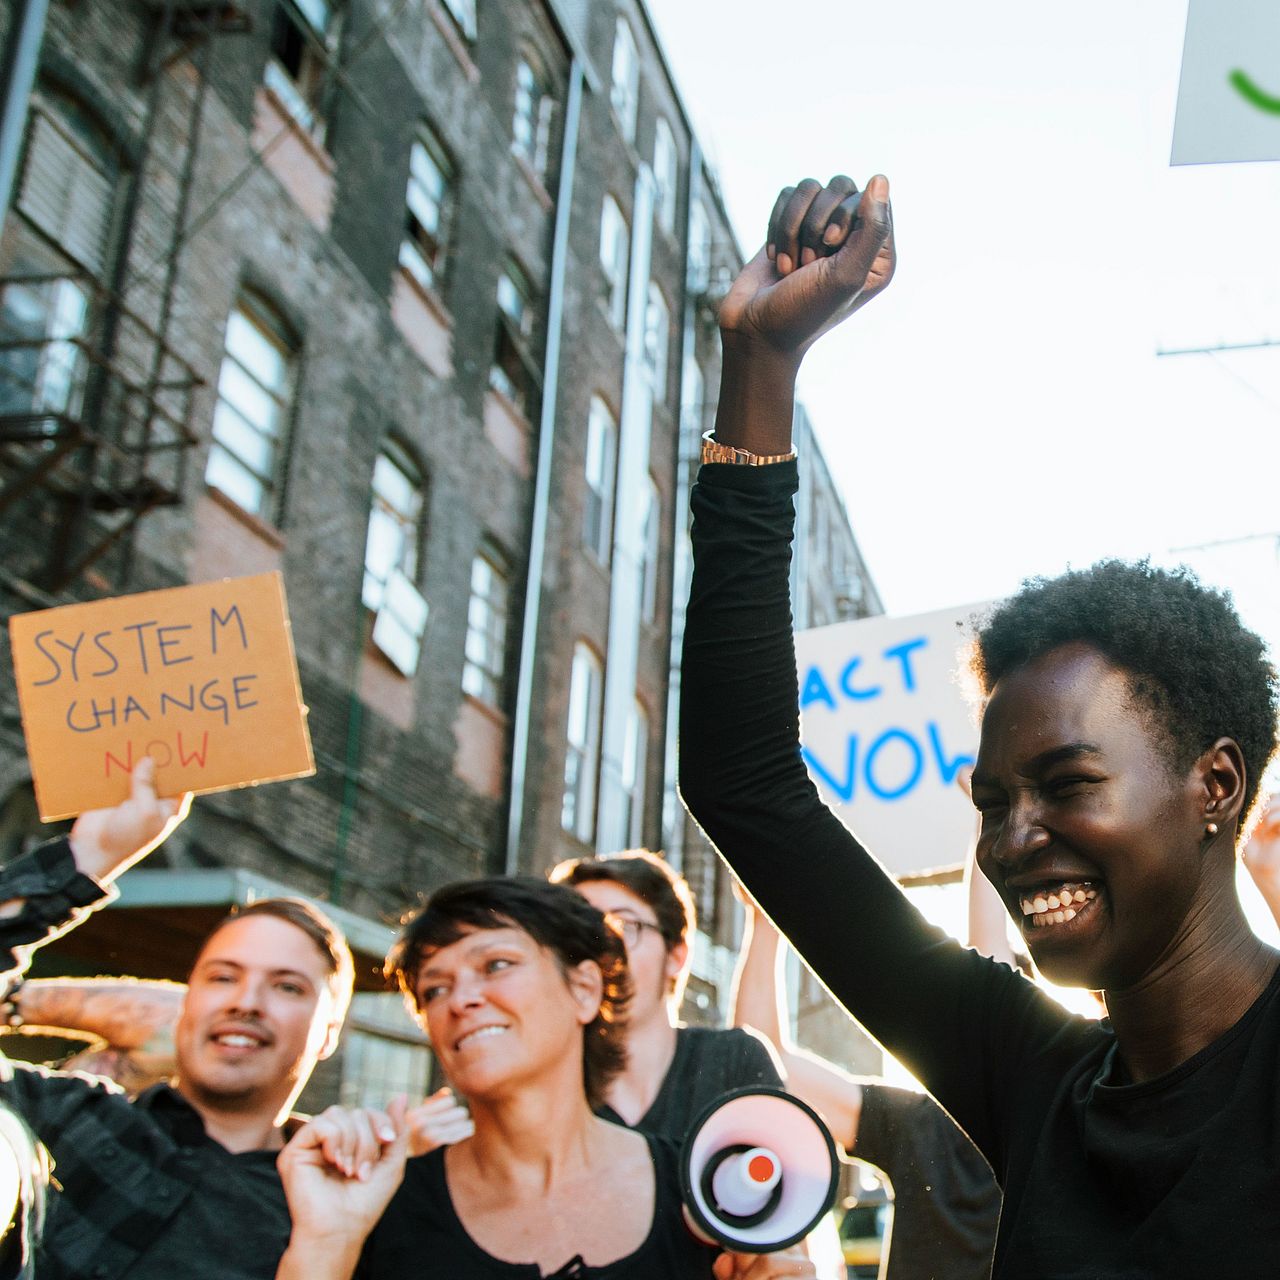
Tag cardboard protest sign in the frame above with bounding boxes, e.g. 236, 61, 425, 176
9, 573, 314, 820
1172, 0, 1280, 165
794, 603, 990, 881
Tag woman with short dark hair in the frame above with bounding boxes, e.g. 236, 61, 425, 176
278, 877, 817, 1280
678, 172, 1280, 1278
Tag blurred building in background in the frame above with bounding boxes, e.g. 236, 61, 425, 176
0, 0, 880, 1097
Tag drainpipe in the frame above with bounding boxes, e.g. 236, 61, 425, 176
659, 144, 704, 873
0, 0, 48, 218
504, 58, 584, 875
595, 162, 656, 855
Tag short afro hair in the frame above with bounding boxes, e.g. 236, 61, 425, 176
386, 877, 631, 1109
971, 559, 1279, 829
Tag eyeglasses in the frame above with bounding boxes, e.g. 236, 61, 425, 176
605, 913, 666, 949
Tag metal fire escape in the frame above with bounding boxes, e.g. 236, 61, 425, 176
0, 0, 250, 593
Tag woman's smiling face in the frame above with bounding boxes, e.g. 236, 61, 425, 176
971, 642, 1209, 992
413, 926, 600, 1103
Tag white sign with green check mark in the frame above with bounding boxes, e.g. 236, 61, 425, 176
1173, 0, 1280, 165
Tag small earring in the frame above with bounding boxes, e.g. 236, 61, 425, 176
1206, 822, 1219, 837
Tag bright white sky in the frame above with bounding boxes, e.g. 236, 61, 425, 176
644, 2, 1280, 1066
645, 0, 1280, 671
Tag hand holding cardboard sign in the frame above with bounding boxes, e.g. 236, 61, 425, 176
68, 756, 191, 884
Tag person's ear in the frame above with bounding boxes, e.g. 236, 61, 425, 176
317, 1017, 343, 1061
566, 960, 605, 1025
1198, 737, 1246, 832
664, 938, 690, 995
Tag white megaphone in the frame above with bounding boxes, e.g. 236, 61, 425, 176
680, 1087, 840, 1254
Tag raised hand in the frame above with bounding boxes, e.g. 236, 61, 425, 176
277, 1098, 408, 1257
406, 1086, 474, 1155
68, 756, 192, 883
719, 174, 894, 363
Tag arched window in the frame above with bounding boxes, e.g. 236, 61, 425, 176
562, 643, 603, 842
652, 118, 678, 234
609, 18, 639, 144
462, 549, 509, 707
0, 91, 122, 422
643, 282, 669, 397
265, 0, 340, 139
584, 395, 617, 564
362, 438, 425, 612
400, 123, 453, 291
599, 196, 629, 330
512, 55, 555, 182
205, 292, 297, 518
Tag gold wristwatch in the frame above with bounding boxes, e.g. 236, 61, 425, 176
700, 430, 796, 466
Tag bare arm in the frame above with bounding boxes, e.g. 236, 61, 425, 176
729, 898, 862, 1152
10, 977, 182, 1050
1242, 795, 1280, 928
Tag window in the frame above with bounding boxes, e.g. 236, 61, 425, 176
440, 0, 476, 40
652, 118, 677, 235
265, 0, 336, 138
488, 261, 539, 416
620, 699, 648, 847
338, 994, 431, 1110
562, 644, 603, 842
599, 196, 629, 330
640, 476, 661, 623
462, 552, 509, 707
583, 396, 616, 563
1, 96, 118, 424
362, 441, 424, 612
399, 126, 452, 291
643, 282, 669, 396
205, 295, 295, 518
609, 18, 639, 144
687, 200, 711, 293
512, 57, 554, 182
15, 101, 118, 277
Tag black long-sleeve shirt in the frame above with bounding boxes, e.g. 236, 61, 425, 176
0, 840, 292, 1279
679, 460, 1280, 1279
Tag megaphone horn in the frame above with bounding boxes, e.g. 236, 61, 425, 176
680, 1087, 840, 1254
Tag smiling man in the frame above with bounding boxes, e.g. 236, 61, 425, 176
0, 762, 355, 1280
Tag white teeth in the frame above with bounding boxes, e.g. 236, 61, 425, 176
459, 1026, 507, 1049
216, 1034, 258, 1047
1019, 884, 1097, 930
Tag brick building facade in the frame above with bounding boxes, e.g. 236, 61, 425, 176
0, 0, 880, 1094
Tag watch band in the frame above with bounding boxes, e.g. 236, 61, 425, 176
700, 430, 796, 467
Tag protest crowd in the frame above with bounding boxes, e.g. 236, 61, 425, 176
3, 171, 1280, 1280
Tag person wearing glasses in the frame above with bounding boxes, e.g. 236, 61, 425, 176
549, 852, 782, 1138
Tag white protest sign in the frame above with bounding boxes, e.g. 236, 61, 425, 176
795, 603, 990, 880
1172, 0, 1280, 165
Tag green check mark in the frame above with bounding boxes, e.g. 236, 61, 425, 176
1229, 69, 1280, 114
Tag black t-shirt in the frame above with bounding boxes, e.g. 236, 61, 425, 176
679, 460, 1280, 1279
853, 1085, 999, 1280
355, 1132, 714, 1278
596, 1026, 782, 1139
